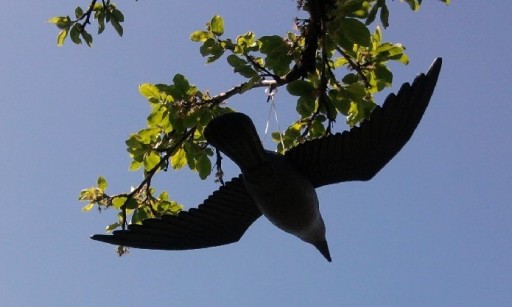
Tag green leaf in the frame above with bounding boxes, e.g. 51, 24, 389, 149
199, 38, 225, 63
259, 35, 291, 75
124, 198, 138, 210
396, 53, 410, 65
97, 176, 107, 191
81, 30, 93, 47
112, 8, 125, 22
97, 10, 106, 34
196, 153, 211, 179
92, 2, 102, 11
309, 117, 326, 137
234, 32, 259, 54
110, 19, 123, 37
190, 30, 213, 42
374, 64, 393, 90
48, 16, 71, 30
57, 29, 68, 47
173, 74, 190, 95
342, 73, 359, 84
132, 207, 151, 224
144, 150, 161, 171
341, 18, 371, 47
82, 202, 95, 212
139, 83, 161, 99
112, 197, 127, 209
403, 0, 420, 11
346, 83, 367, 101
380, 4, 390, 28
227, 55, 257, 78
286, 80, 315, 97
171, 147, 187, 170
227, 54, 246, 67
105, 223, 121, 232
75, 7, 84, 19
137, 128, 160, 144
296, 96, 316, 117
366, 3, 379, 25
210, 15, 224, 36
147, 106, 170, 130
70, 24, 82, 45
158, 191, 170, 201
129, 160, 142, 171
347, 99, 376, 126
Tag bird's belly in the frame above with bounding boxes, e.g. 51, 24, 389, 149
242, 159, 320, 235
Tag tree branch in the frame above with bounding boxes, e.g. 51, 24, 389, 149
119, 128, 196, 229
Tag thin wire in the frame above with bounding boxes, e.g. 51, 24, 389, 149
263, 87, 285, 150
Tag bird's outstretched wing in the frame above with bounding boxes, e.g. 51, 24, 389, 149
91, 175, 262, 250
285, 58, 442, 188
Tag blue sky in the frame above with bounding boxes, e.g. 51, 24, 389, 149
1, 1, 511, 306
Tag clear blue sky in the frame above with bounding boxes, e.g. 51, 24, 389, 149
1, 1, 511, 306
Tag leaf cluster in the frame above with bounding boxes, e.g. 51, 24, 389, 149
48, 0, 124, 47
80, 176, 182, 236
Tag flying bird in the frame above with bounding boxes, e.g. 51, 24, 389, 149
92, 58, 442, 262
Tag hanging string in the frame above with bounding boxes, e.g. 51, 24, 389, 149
264, 87, 285, 150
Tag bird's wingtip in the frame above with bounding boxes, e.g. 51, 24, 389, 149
429, 57, 443, 75
90, 234, 112, 243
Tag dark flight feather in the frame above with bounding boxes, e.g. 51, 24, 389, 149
285, 58, 442, 187
92, 175, 262, 250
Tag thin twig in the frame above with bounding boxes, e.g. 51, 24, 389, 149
119, 127, 196, 228
336, 47, 371, 88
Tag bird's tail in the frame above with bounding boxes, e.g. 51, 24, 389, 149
204, 112, 266, 172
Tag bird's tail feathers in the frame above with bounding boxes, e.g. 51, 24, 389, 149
204, 112, 266, 172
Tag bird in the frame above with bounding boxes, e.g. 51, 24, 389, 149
92, 57, 442, 262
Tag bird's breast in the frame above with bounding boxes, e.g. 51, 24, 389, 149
242, 153, 321, 235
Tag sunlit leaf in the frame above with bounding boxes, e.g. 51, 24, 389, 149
171, 147, 187, 170
190, 30, 213, 42
129, 160, 142, 171
139, 83, 161, 99
112, 197, 127, 209
82, 202, 95, 212
57, 29, 68, 46
105, 223, 121, 233
48, 16, 71, 30
210, 15, 224, 36
144, 150, 161, 171
97, 176, 107, 191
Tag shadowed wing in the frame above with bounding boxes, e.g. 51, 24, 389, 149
285, 58, 442, 188
91, 175, 262, 250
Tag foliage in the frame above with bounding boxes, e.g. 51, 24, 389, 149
51, 0, 449, 242
48, 0, 125, 47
